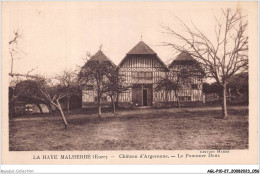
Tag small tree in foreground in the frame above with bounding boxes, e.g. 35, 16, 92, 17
103, 69, 129, 114
56, 70, 81, 113
163, 9, 248, 118
78, 60, 114, 118
155, 77, 179, 106
156, 68, 199, 108
36, 77, 71, 129
14, 80, 52, 113
14, 77, 71, 130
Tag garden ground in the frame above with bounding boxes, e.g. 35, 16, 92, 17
9, 105, 248, 150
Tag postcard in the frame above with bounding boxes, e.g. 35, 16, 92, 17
1, 1, 258, 165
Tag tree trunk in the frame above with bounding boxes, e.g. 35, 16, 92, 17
177, 98, 180, 108
166, 90, 169, 104
175, 90, 180, 108
56, 100, 69, 130
111, 96, 116, 114
97, 92, 102, 118
46, 103, 53, 114
36, 103, 43, 114
67, 97, 70, 114
115, 92, 119, 108
228, 88, 232, 96
221, 84, 228, 119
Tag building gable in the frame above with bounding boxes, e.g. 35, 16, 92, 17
169, 51, 198, 68
168, 51, 205, 75
119, 41, 168, 70
120, 55, 166, 69
87, 50, 115, 67
127, 41, 157, 55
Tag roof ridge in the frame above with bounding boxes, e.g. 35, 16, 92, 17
168, 51, 197, 68
88, 50, 115, 66
118, 41, 168, 70
127, 41, 157, 55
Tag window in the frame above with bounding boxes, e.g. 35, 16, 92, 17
132, 72, 138, 78
132, 72, 153, 80
191, 84, 198, 89
144, 72, 153, 80
85, 85, 94, 90
179, 96, 191, 101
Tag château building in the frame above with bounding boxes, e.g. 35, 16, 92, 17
167, 51, 204, 103
80, 41, 204, 108
80, 50, 115, 108
117, 41, 168, 107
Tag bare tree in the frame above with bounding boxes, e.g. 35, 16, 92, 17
103, 69, 130, 114
9, 29, 39, 79
78, 60, 114, 118
16, 76, 71, 129
171, 68, 192, 108
14, 80, 50, 114
35, 76, 71, 129
56, 69, 80, 113
9, 30, 22, 75
163, 9, 248, 118
156, 66, 203, 107
155, 76, 178, 105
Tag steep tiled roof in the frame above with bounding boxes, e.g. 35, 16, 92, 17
88, 50, 115, 66
118, 41, 168, 70
174, 51, 196, 61
127, 41, 157, 55
169, 51, 197, 67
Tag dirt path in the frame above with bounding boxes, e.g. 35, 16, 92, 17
10, 105, 248, 122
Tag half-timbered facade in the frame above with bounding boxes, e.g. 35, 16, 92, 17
167, 51, 204, 102
80, 50, 116, 108
118, 41, 168, 107
81, 42, 204, 108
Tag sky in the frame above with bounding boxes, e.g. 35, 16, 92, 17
3, 1, 243, 76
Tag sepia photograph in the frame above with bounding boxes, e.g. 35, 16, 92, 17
1, 1, 258, 166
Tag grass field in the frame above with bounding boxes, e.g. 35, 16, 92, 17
9, 106, 248, 151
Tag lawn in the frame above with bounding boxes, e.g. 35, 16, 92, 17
9, 106, 248, 151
